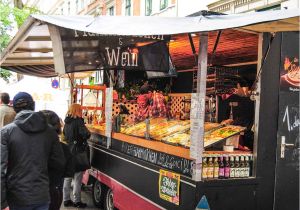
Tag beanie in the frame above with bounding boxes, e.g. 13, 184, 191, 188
13, 92, 35, 113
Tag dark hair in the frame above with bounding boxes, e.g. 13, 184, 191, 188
0, 92, 10, 105
40, 110, 62, 134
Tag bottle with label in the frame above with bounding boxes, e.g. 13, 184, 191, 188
239, 156, 245, 178
249, 154, 253, 176
234, 156, 240, 178
218, 156, 225, 179
229, 156, 235, 178
213, 156, 219, 179
207, 156, 214, 179
202, 157, 208, 179
224, 156, 230, 179
245, 155, 250, 177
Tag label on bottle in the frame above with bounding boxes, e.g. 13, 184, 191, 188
245, 168, 250, 177
219, 168, 224, 177
202, 168, 208, 179
230, 168, 235, 178
234, 168, 240, 177
224, 167, 230, 178
213, 167, 219, 178
207, 167, 214, 178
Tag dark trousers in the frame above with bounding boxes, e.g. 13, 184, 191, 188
49, 186, 63, 210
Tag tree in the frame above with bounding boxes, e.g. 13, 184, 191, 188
0, 1, 40, 82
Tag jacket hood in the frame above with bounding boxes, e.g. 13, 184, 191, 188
64, 116, 82, 124
14, 110, 47, 133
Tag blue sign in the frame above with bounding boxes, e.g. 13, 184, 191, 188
196, 195, 210, 210
51, 79, 59, 89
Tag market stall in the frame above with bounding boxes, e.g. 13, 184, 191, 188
1, 10, 299, 210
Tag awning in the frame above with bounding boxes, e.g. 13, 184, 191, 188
1, 9, 299, 77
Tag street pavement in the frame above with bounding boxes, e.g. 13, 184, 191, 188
60, 186, 101, 210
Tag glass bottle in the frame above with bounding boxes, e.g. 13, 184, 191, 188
230, 156, 235, 178
245, 155, 250, 177
202, 157, 208, 179
213, 155, 219, 179
234, 156, 240, 178
240, 156, 245, 178
218, 156, 225, 179
224, 156, 230, 179
207, 156, 214, 179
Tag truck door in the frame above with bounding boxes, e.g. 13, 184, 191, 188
274, 31, 299, 210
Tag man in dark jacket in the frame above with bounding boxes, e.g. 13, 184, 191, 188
1, 92, 65, 210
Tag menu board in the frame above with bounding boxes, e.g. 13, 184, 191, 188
159, 169, 180, 205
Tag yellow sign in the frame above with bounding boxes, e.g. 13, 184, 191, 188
159, 169, 180, 205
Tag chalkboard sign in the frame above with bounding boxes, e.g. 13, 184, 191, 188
159, 169, 180, 205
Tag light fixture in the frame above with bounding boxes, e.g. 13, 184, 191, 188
191, 33, 197, 37
88, 61, 92, 65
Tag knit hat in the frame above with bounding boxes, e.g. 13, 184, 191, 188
13, 92, 35, 113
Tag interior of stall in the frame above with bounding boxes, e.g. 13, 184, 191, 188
73, 28, 259, 180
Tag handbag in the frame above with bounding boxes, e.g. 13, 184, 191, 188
72, 142, 91, 172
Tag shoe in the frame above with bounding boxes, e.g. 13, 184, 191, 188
64, 200, 74, 207
73, 202, 87, 208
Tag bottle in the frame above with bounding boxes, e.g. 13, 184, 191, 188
229, 156, 235, 178
207, 156, 214, 179
224, 156, 230, 179
218, 156, 225, 179
249, 155, 253, 177
240, 156, 245, 178
213, 155, 219, 179
245, 156, 250, 177
202, 157, 208, 179
234, 156, 240, 178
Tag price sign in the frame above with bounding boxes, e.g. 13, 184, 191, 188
159, 169, 180, 205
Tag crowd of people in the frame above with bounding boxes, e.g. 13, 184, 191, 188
0, 92, 91, 210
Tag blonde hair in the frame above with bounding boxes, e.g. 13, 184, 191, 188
66, 103, 82, 118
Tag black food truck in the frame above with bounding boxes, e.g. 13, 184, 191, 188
0, 10, 299, 210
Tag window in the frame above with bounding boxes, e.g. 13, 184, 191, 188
76, 0, 79, 12
81, 0, 85, 9
61, 7, 64, 15
109, 6, 114, 16
125, 0, 131, 16
160, 0, 167, 10
257, 4, 281, 11
145, 0, 152, 16
95, 71, 104, 84
68, 1, 71, 14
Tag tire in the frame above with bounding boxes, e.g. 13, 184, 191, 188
104, 188, 117, 210
92, 179, 107, 208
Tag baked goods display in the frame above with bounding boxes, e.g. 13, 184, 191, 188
121, 118, 244, 148
204, 125, 245, 147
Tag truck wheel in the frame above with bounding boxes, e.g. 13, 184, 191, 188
104, 188, 116, 210
92, 179, 106, 208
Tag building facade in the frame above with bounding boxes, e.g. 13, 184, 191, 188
47, 0, 212, 17
207, 0, 299, 14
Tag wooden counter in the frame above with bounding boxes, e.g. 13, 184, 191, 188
88, 126, 192, 160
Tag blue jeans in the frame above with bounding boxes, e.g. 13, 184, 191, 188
10, 203, 49, 210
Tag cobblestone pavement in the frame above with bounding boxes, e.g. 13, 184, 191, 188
60, 186, 101, 210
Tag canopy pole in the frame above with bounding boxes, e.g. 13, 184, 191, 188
190, 32, 208, 182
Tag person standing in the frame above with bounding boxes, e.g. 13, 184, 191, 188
0, 92, 16, 128
1, 92, 65, 210
63, 104, 91, 208
41, 110, 74, 210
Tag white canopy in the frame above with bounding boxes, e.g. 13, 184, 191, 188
1, 9, 299, 77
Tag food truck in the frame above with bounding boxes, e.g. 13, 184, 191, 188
0, 10, 299, 210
